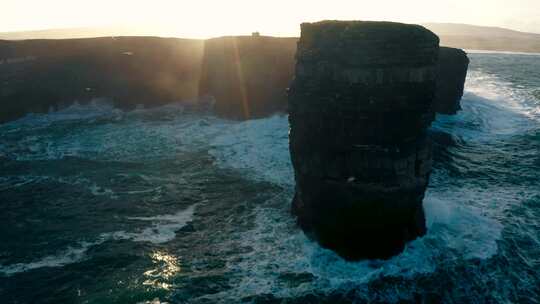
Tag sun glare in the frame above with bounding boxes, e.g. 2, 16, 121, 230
1, 0, 539, 37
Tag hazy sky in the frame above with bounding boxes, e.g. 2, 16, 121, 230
1, 0, 539, 37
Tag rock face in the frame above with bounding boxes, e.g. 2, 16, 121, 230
0, 35, 297, 123
0, 34, 469, 124
434, 47, 469, 114
0, 37, 205, 123
288, 21, 439, 260
198, 36, 297, 119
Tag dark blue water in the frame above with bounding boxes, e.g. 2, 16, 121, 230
1, 52, 539, 303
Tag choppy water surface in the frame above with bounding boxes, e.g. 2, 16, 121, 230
1, 53, 539, 303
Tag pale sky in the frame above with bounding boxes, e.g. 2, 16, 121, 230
1, 0, 539, 37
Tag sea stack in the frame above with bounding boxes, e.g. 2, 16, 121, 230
198, 35, 296, 119
288, 21, 439, 260
434, 47, 470, 114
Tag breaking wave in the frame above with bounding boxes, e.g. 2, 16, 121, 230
0, 205, 196, 276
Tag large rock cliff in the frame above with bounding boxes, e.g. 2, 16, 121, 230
198, 36, 296, 119
0, 35, 297, 123
288, 21, 439, 260
0, 37, 204, 123
434, 47, 470, 114
0, 34, 468, 124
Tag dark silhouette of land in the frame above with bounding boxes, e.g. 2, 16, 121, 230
0, 37, 205, 122
0, 31, 468, 123
1, 23, 539, 53
198, 36, 296, 119
0, 35, 298, 122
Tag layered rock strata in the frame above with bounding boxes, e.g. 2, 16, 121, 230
288, 21, 440, 259
434, 47, 470, 114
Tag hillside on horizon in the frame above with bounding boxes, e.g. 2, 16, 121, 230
422, 23, 540, 53
1, 23, 540, 53
0, 26, 153, 40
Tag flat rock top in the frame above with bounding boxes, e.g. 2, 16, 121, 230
297, 20, 440, 67
300, 20, 439, 44
439, 46, 470, 63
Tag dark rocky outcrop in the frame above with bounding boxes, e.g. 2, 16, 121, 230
288, 21, 439, 260
434, 47, 470, 114
0, 37, 205, 123
198, 36, 296, 119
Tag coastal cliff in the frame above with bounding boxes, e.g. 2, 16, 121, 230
0, 37, 204, 123
0, 35, 297, 123
288, 21, 439, 259
1, 34, 468, 123
434, 47, 470, 114
198, 36, 296, 119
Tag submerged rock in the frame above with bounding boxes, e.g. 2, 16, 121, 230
288, 21, 439, 260
434, 47, 470, 114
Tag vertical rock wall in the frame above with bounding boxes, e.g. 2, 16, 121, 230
198, 36, 297, 119
434, 47, 470, 114
0, 37, 205, 123
288, 21, 440, 260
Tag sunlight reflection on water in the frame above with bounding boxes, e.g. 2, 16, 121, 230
143, 251, 181, 290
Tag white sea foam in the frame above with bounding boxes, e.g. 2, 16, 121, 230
0, 205, 196, 276
105, 204, 197, 244
211, 187, 502, 300
2, 99, 122, 129
199, 110, 505, 300
209, 114, 294, 186
0, 241, 103, 276
1, 101, 183, 161
2, 101, 286, 164
423, 191, 503, 260
464, 70, 540, 123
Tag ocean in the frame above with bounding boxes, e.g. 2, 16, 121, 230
1, 52, 539, 303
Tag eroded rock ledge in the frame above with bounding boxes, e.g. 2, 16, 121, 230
288, 21, 439, 260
